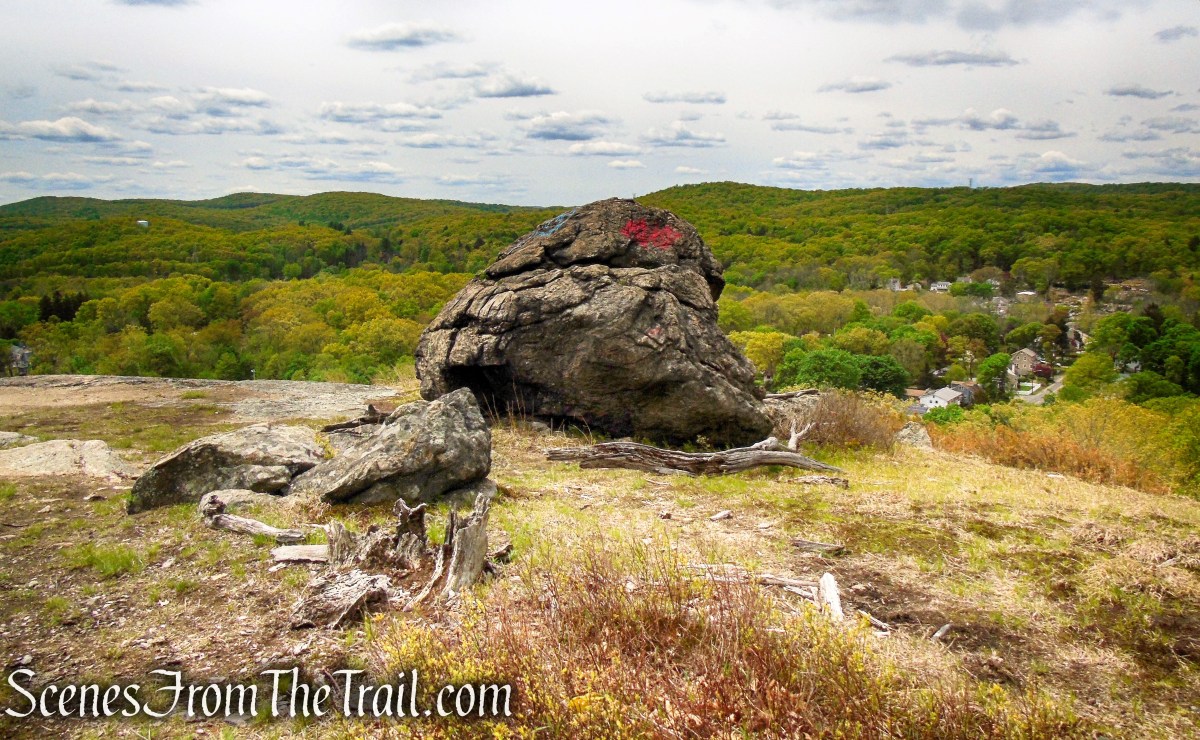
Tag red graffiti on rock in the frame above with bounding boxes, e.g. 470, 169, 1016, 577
621, 219, 682, 249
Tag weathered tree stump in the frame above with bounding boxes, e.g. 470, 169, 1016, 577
290, 570, 395, 629
288, 487, 496, 627
410, 489, 493, 606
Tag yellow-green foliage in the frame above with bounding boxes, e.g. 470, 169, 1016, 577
17, 268, 469, 383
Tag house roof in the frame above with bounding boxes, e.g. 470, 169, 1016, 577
933, 387, 963, 402
905, 388, 926, 398
1013, 348, 1037, 359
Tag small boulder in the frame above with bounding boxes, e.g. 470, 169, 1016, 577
323, 425, 381, 455
127, 424, 326, 513
0, 431, 37, 450
0, 439, 136, 481
895, 421, 933, 449
289, 387, 491, 506
197, 488, 285, 515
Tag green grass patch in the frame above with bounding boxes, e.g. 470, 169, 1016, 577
63, 543, 145, 579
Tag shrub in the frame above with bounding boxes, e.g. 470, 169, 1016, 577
930, 397, 1200, 495
925, 405, 966, 425
793, 390, 906, 449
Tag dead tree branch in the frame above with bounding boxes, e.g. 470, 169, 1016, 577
546, 440, 843, 476
201, 498, 306, 544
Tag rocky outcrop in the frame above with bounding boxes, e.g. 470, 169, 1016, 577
289, 388, 491, 506
415, 198, 772, 447
127, 424, 325, 513
0, 439, 137, 481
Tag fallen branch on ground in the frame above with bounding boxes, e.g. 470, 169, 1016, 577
792, 538, 847, 555
546, 439, 843, 476
320, 404, 387, 432
786, 475, 850, 489
765, 389, 819, 400
201, 498, 306, 544
688, 565, 887, 634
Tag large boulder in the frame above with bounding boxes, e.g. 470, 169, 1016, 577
289, 387, 491, 506
127, 424, 325, 513
415, 198, 771, 446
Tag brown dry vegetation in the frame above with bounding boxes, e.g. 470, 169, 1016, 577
928, 397, 1200, 496
0, 378, 1198, 738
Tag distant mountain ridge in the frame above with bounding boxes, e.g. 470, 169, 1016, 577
0, 190, 540, 234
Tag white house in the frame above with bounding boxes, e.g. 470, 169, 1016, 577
920, 387, 963, 409
930, 281, 952, 293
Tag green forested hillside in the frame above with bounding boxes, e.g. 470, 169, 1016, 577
1, 182, 1198, 389
2, 183, 1198, 291
0, 192, 556, 283
643, 182, 1200, 290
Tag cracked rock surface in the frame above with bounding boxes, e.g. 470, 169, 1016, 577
415, 198, 771, 446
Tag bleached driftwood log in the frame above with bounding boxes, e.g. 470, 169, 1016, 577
200, 498, 306, 544
272, 544, 329, 563
546, 439, 843, 476
764, 389, 819, 400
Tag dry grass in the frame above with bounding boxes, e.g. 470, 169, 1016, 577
359, 536, 1081, 739
928, 397, 1200, 496
930, 424, 1167, 493
3, 382, 1200, 738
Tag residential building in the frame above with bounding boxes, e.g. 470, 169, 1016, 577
1010, 348, 1037, 377
950, 380, 982, 406
920, 387, 963, 409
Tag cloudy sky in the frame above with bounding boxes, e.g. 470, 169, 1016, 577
1, 0, 1197, 206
